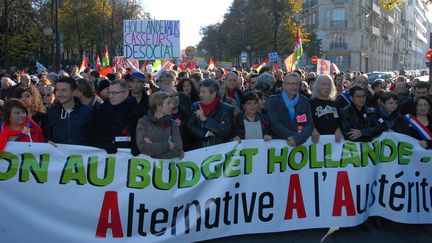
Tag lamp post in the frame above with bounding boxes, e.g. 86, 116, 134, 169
54, 0, 61, 71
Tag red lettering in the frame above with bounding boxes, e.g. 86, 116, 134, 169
95, 191, 124, 238
284, 174, 306, 219
332, 171, 356, 216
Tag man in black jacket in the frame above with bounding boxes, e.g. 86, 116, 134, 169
340, 86, 383, 142
46, 77, 92, 145
187, 78, 234, 148
88, 79, 143, 155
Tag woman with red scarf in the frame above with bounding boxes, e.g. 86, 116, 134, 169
187, 78, 234, 148
0, 99, 45, 153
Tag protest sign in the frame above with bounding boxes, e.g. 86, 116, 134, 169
317, 59, 331, 75
123, 20, 180, 60
1, 133, 431, 242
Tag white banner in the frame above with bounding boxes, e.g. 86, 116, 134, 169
1, 133, 431, 243
123, 20, 180, 60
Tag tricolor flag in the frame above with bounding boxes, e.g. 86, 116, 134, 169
252, 57, 269, 73
79, 55, 88, 73
95, 55, 102, 71
207, 58, 216, 71
293, 29, 303, 65
284, 53, 294, 72
152, 59, 162, 71
153, 61, 174, 80
102, 45, 110, 69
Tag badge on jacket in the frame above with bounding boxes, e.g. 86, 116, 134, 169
296, 114, 307, 123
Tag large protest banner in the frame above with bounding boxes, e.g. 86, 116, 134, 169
123, 19, 180, 60
1, 133, 431, 243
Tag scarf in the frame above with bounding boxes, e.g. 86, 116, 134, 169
200, 96, 220, 117
282, 91, 299, 121
378, 106, 396, 129
0, 119, 34, 153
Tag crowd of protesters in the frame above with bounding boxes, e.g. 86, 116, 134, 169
0, 64, 431, 159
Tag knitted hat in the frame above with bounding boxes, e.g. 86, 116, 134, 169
98, 79, 111, 93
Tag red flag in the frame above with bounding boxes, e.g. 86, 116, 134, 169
99, 66, 111, 76
79, 55, 88, 73
140, 60, 149, 72
273, 63, 279, 72
96, 55, 102, 71
207, 58, 216, 70
254, 57, 269, 72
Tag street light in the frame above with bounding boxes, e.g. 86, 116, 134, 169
54, 0, 61, 71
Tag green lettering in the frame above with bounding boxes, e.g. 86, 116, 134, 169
127, 158, 151, 189
0, 152, 19, 181
20, 153, 49, 183
288, 145, 308, 170
324, 143, 340, 168
201, 154, 223, 179
379, 139, 397, 163
398, 141, 413, 165
309, 143, 324, 169
153, 161, 177, 190
224, 150, 241, 177
177, 161, 200, 188
341, 142, 361, 167
60, 155, 87, 185
267, 147, 288, 173
240, 148, 258, 174
361, 140, 380, 166
87, 156, 115, 187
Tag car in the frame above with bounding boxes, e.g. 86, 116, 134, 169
367, 72, 395, 84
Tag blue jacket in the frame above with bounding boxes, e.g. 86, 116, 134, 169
46, 97, 92, 145
267, 93, 314, 145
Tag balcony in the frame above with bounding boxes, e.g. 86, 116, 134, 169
330, 42, 347, 50
331, 0, 347, 3
371, 26, 380, 36
303, 0, 317, 9
383, 34, 393, 42
372, 3, 381, 14
385, 15, 395, 24
330, 20, 347, 28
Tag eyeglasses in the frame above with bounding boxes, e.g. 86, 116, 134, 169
285, 82, 300, 87
107, 90, 128, 96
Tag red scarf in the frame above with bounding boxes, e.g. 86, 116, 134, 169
0, 119, 33, 153
226, 87, 237, 99
200, 96, 220, 117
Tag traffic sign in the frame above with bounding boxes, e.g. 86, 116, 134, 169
241, 51, 248, 58
268, 52, 278, 63
311, 55, 318, 64
426, 49, 432, 61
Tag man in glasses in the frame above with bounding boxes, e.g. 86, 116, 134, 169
267, 72, 314, 147
88, 79, 143, 155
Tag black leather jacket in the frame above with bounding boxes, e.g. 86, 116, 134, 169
187, 100, 234, 148
340, 105, 383, 142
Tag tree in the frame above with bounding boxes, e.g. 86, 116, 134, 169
198, 0, 307, 64
303, 32, 322, 58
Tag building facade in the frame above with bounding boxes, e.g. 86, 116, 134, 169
300, 0, 430, 72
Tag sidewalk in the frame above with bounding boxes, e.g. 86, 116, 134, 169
200, 218, 432, 243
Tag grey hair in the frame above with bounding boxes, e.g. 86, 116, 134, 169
255, 72, 276, 91
199, 78, 220, 96
311, 74, 337, 100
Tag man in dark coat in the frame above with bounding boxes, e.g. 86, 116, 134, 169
88, 79, 143, 155
46, 77, 92, 145
187, 78, 234, 148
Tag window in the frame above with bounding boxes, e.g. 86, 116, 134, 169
332, 8, 346, 21
333, 34, 345, 45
